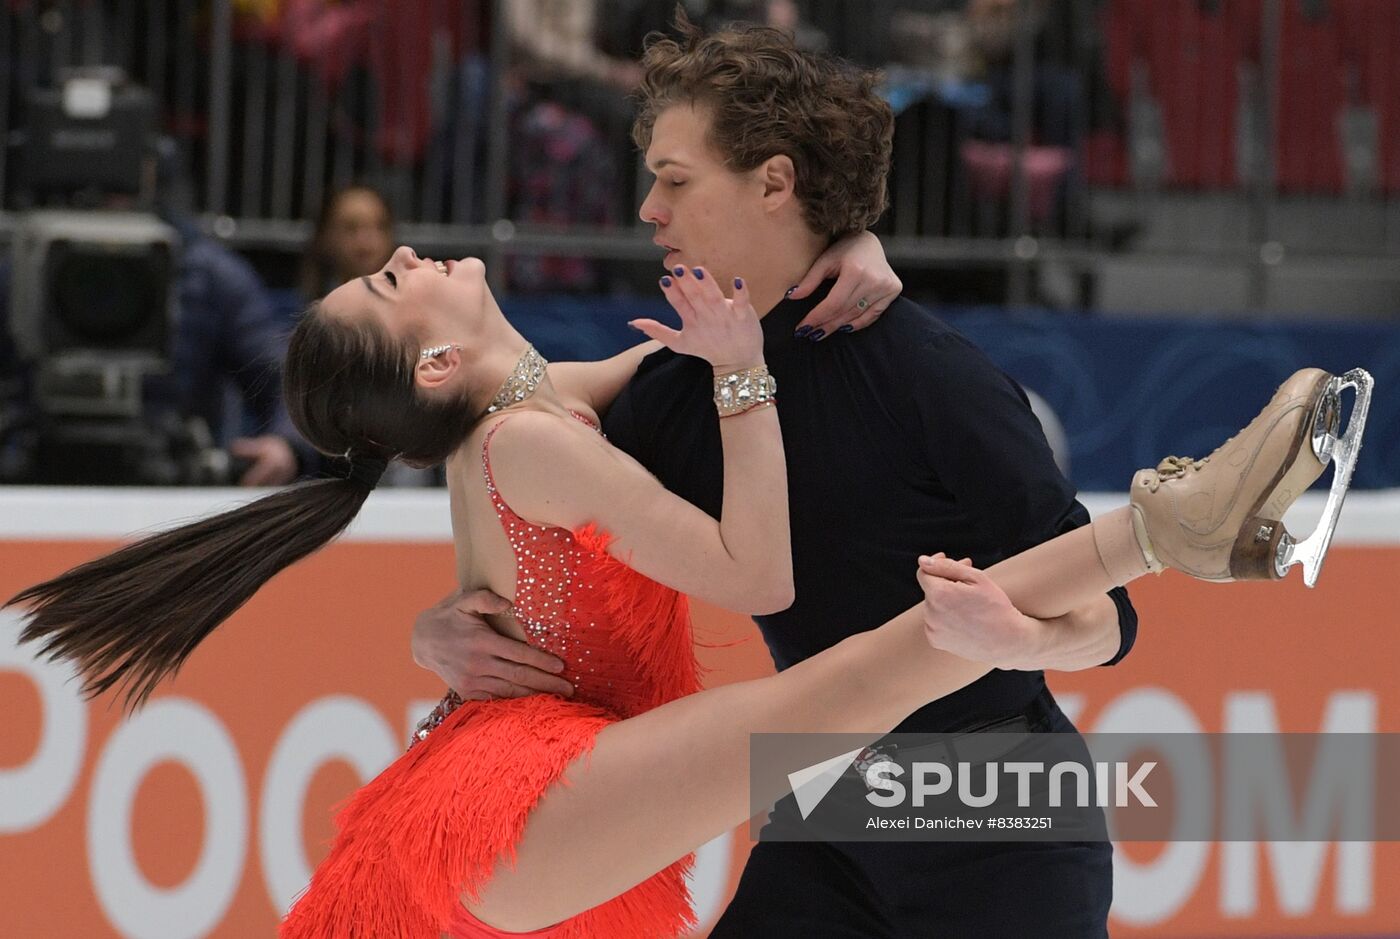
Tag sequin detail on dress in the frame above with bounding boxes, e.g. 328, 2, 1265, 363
411, 411, 695, 747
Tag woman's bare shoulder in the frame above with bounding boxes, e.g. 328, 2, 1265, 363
483, 409, 631, 529
485, 409, 612, 477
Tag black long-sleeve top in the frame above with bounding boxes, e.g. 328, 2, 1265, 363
602, 287, 1137, 734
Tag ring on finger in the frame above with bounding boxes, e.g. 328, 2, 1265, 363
856, 297, 869, 311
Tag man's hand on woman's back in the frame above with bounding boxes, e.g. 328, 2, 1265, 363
411, 588, 575, 700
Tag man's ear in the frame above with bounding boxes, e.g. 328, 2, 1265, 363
760, 154, 797, 211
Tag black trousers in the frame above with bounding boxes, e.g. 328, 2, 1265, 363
709, 691, 1113, 939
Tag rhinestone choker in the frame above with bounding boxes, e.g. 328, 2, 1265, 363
485, 344, 548, 414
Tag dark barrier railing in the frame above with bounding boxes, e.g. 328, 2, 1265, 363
1, 0, 1397, 306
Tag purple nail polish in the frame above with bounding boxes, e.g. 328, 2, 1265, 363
794, 325, 812, 338
809, 328, 826, 341
734, 277, 744, 289
674, 266, 685, 277
661, 275, 672, 287
838, 324, 854, 333
693, 268, 705, 280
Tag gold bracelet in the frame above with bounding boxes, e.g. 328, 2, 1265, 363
714, 365, 777, 418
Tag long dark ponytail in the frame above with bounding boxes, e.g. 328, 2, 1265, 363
9, 301, 477, 709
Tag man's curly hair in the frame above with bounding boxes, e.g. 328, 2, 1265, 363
632, 14, 893, 240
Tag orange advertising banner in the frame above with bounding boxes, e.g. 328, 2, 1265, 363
2, 490, 1397, 937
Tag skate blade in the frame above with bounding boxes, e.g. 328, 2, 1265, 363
1275, 368, 1373, 587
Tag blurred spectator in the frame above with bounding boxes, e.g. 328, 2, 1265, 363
503, 0, 630, 282
279, 0, 627, 289
163, 218, 310, 486
614, 2, 825, 68
960, 0, 1080, 149
294, 182, 437, 486
278, 0, 480, 167
883, 0, 1130, 248
299, 183, 395, 300
709, 0, 826, 50
954, 0, 1082, 230
506, 100, 619, 292
504, 0, 641, 127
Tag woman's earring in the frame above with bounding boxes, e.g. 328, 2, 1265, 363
420, 343, 459, 360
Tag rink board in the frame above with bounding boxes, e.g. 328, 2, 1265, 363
2, 488, 1398, 938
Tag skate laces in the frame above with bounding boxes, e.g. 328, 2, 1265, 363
1146, 455, 1211, 492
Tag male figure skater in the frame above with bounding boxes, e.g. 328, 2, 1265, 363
414, 19, 1134, 936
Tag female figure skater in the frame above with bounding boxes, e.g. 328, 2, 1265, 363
12, 241, 1358, 937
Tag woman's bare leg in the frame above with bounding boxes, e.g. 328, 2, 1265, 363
982, 507, 1146, 619
470, 509, 1149, 929
471, 508, 1148, 930
470, 607, 988, 930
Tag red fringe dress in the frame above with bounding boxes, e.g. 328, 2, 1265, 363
280, 414, 702, 938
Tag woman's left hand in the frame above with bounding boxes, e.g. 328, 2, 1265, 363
917, 553, 1044, 671
790, 230, 902, 339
